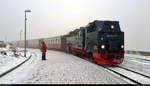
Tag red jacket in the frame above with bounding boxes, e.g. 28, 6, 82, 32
41, 41, 47, 53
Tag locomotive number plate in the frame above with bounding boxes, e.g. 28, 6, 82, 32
106, 35, 118, 37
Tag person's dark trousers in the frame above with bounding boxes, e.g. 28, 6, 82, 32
42, 52, 46, 60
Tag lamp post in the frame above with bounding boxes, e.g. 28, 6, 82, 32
24, 9, 31, 57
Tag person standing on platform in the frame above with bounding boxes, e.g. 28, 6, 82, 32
40, 40, 47, 60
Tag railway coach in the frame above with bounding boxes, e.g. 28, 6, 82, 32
43, 36, 67, 52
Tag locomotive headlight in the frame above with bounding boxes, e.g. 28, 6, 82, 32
101, 37, 103, 40
111, 25, 114, 29
121, 45, 124, 48
101, 45, 105, 49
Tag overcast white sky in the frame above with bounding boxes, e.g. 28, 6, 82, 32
0, 0, 150, 51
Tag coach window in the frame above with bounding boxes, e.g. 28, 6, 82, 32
58, 39, 59, 44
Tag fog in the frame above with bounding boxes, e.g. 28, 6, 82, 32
0, 0, 150, 51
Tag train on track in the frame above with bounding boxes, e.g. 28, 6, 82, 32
13, 20, 124, 66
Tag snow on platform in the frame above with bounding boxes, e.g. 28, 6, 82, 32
0, 49, 129, 84
0, 47, 31, 77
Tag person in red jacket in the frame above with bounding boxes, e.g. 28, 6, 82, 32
40, 40, 47, 60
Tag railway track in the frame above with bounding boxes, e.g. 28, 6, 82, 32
77, 55, 150, 84
101, 65, 150, 84
102, 66, 141, 85
126, 56, 150, 62
119, 58, 150, 78
117, 66, 150, 78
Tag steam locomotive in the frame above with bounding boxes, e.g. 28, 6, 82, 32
13, 20, 124, 66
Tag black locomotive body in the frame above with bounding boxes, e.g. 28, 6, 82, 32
66, 20, 124, 65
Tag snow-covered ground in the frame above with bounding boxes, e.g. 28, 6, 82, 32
0, 49, 129, 84
109, 66, 150, 84
118, 54, 150, 80
0, 46, 31, 78
125, 54, 150, 61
